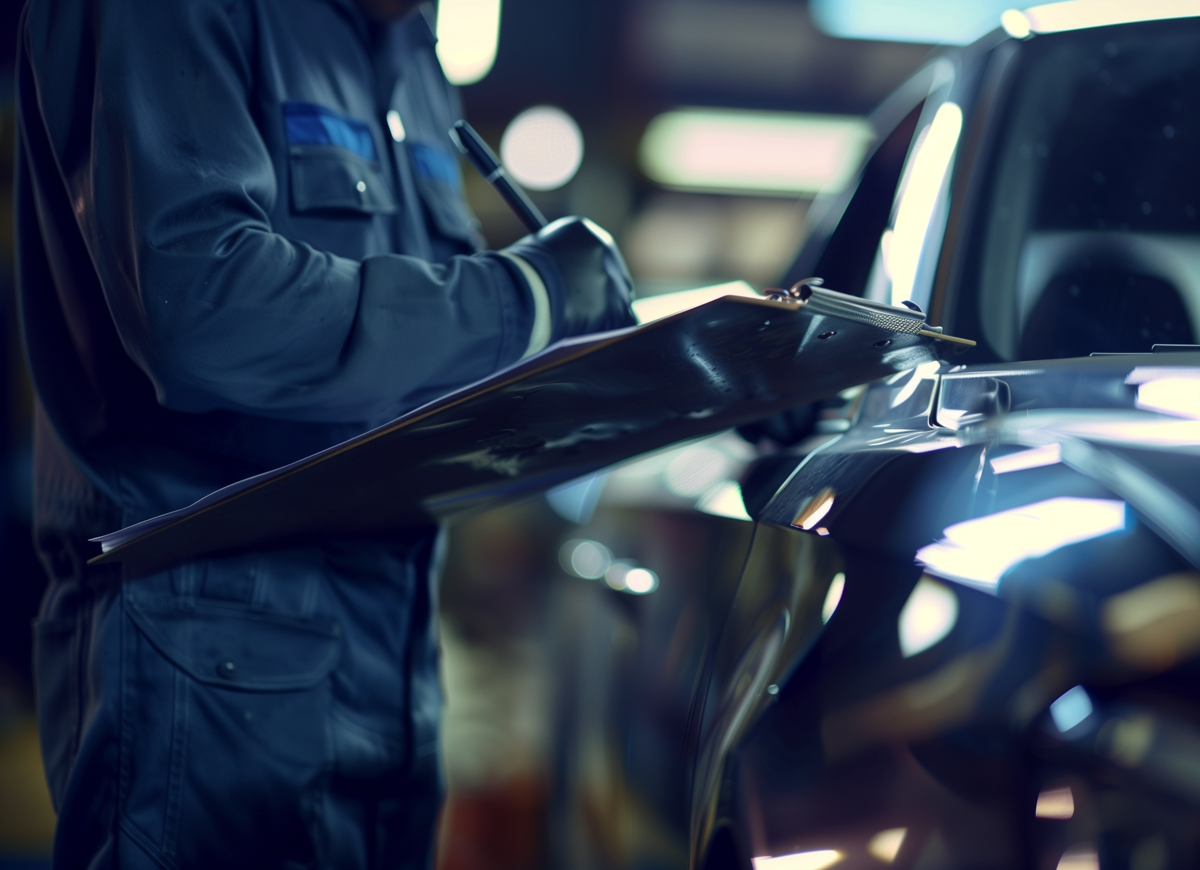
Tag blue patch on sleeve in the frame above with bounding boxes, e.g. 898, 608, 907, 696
284, 102, 379, 162
409, 143, 462, 191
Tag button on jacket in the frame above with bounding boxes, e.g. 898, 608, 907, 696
15, 1, 533, 867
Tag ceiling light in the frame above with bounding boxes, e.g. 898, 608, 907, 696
1024, 0, 1200, 35
810, 0, 1019, 44
436, 0, 502, 85
640, 109, 872, 196
1001, 8, 1034, 36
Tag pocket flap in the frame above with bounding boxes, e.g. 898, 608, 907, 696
289, 145, 397, 215
126, 598, 342, 691
409, 142, 477, 244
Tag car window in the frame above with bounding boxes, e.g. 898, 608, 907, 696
781, 61, 951, 297
972, 19, 1200, 359
785, 100, 924, 296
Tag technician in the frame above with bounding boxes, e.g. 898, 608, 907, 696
15, 0, 634, 867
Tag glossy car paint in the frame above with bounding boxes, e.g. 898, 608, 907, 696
694, 13, 1200, 870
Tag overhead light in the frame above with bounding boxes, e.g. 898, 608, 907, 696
1001, 8, 1034, 37
752, 850, 842, 870
500, 106, 584, 191
916, 497, 1127, 590
898, 576, 959, 657
888, 103, 963, 306
436, 0, 502, 85
1022, 0, 1200, 35
639, 109, 873, 196
810, 0, 1019, 44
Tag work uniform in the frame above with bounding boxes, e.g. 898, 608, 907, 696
15, 1, 542, 866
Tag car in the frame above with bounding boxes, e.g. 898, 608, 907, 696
549, 5, 1200, 870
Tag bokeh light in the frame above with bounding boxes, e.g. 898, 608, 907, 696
436, 0, 502, 85
640, 109, 872, 196
624, 568, 658, 595
501, 106, 584, 191
664, 445, 729, 498
1036, 786, 1075, 819
561, 539, 612, 580
1050, 686, 1094, 733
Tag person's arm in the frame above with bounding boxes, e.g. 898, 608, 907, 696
25, 0, 535, 425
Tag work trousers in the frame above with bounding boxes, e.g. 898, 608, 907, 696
33, 532, 444, 870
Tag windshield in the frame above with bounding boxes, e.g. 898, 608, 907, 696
969, 18, 1200, 360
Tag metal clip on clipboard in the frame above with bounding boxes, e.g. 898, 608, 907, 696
766, 277, 976, 348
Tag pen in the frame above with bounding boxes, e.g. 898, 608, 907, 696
450, 120, 548, 233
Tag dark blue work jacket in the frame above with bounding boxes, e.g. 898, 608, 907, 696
16, 0, 535, 556
16, 2, 536, 866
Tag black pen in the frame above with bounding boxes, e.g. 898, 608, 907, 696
450, 120, 548, 233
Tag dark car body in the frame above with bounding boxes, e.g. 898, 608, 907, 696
690, 10, 1200, 870
546, 9, 1200, 870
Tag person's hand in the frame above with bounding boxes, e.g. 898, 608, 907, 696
502, 216, 637, 342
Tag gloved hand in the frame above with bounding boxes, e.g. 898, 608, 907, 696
501, 216, 637, 350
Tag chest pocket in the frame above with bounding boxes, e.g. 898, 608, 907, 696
408, 141, 478, 247
285, 102, 397, 216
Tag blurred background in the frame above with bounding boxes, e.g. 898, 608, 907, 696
0, 2, 1019, 868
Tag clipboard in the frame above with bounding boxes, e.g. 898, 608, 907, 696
92, 287, 949, 573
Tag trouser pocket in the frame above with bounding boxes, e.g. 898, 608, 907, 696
120, 596, 343, 869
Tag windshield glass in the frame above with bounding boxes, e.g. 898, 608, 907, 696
970, 18, 1200, 360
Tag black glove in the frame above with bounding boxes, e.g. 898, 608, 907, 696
502, 216, 637, 342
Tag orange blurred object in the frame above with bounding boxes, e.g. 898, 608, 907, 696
437, 776, 548, 870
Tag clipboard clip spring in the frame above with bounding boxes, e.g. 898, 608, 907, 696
764, 277, 823, 304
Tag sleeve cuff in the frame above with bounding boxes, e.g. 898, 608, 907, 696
498, 251, 552, 358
